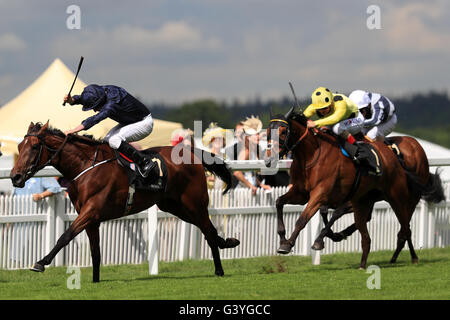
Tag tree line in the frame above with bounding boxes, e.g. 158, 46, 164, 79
149, 91, 450, 148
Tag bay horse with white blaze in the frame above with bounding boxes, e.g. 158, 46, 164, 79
266, 108, 444, 268
10, 122, 240, 282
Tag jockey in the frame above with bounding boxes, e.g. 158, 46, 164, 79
349, 90, 397, 141
303, 87, 379, 174
63, 84, 156, 179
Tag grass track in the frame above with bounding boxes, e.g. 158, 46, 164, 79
0, 248, 449, 300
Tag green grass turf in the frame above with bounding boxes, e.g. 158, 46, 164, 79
0, 248, 448, 300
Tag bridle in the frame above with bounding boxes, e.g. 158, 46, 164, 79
268, 117, 321, 169
22, 133, 70, 177
22, 132, 116, 182
269, 118, 309, 157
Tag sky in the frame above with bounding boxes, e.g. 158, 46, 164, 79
0, 0, 449, 105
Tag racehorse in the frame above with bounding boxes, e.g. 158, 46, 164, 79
10, 122, 240, 282
265, 108, 445, 268
312, 136, 445, 254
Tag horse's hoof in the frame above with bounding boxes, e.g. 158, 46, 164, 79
359, 267, 366, 270
330, 232, 346, 242
277, 243, 292, 255
390, 259, 396, 264
215, 270, 224, 277
225, 238, 240, 248
311, 240, 324, 251
412, 258, 419, 264
30, 262, 45, 272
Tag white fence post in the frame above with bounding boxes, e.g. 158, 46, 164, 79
54, 193, 66, 267
178, 221, 191, 261
46, 196, 56, 266
310, 213, 321, 265
148, 205, 158, 275
418, 200, 429, 249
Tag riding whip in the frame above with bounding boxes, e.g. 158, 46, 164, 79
63, 56, 84, 106
289, 82, 301, 111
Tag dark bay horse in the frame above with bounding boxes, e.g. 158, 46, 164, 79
265, 110, 445, 268
312, 136, 445, 253
10, 122, 239, 282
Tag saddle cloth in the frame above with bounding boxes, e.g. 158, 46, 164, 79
115, 149, 168, 191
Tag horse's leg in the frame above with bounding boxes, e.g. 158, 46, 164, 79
334, 224, 357, 241
319, 206, 330, 226
30, 212, 94, 272
388, 202, 418, 264
312, 205, 350, 250
85, 223, 101, 283
194, 209, 240, 276
275, 187, 308, 253
278, 191, 322, 254
159, 197, 238, 277
352, 198, 375, 269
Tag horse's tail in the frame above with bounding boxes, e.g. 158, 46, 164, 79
194, 148, 232, 194
421, 168, 446, 203
404, 168, 446, 204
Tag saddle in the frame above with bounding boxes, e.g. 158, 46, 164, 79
320, 129, 382, 176
115, 149, 168, 192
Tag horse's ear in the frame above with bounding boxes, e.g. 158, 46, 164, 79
39, 121, 49, 133
27, 122, 35, 132
284, 106, 294, 119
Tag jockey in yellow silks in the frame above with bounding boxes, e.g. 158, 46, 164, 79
303, 87, 380, 175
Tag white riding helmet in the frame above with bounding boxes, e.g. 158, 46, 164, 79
349, 90, 371, 109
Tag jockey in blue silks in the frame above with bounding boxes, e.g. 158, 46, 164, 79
64, 84, 156, 178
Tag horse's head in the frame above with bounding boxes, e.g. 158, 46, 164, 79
265, 106, 308, 168
10, 121, 60, 187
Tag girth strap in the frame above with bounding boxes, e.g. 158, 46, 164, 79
124, 184, 136, 215
343, 166, 362, 204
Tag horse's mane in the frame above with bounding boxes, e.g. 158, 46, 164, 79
30, 123, 105, 146
289, 111, 308, 126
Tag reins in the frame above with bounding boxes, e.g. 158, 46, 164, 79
269, 118, 321, 169
24, 133, 70, 176
24, 133, 115, 181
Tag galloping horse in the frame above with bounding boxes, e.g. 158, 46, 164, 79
10, 122, 240, 282
265, 109, 445, 268
312, 136, 445, 252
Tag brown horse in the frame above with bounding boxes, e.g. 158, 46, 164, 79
312, 136, 445, 253
265, 109, 445, 268
10, 122, 240, 282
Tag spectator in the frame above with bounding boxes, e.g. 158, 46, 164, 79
171, 128, 195, 148
14, 177, 63, 202
226, 116, 271, 195
202, 123, 231, 190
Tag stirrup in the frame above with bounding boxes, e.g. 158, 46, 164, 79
137, 160, 156, 178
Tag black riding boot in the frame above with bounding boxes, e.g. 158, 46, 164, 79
342, 140, 360, 163
352, 141, 381, 176
117, 141, 156, 178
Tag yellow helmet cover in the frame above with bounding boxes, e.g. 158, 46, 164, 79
309, 87, 333, 110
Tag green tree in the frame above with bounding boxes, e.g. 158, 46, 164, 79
165, 99, 233, 129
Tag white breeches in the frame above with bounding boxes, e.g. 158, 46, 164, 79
105, 114, 154, 149
362, 114, 397, 140
332, 114, 365, 136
